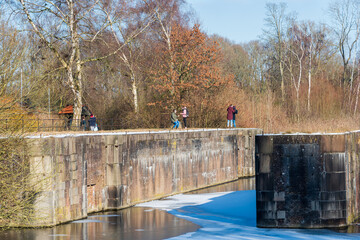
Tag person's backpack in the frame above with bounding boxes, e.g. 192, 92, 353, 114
185, 108, 189, 117
234, 109, 238, 114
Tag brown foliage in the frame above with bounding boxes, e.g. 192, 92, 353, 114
150, 23, 232, 110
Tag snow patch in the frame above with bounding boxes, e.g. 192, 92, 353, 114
136, 190, 360, 239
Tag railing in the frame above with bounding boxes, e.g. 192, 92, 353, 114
0, 117, 217, 133
0, 118, 124, 133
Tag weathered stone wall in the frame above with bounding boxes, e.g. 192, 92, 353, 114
346, 131, 360, 224
27, 128, 260, 226
256, 134, 350, 228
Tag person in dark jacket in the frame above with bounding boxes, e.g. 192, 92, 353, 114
88, 114, 97, 131
171, 109, 179, 129
232, 106, 238, 128
80, 116, 86, 131
227, 104, 234, 127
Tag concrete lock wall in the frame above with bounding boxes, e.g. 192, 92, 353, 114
255, 133, 360, 229
27, 128, 261, 226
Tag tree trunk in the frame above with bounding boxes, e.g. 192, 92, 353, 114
131, 75, 139, 113
307, 47, 312, 112
67, 67, 83, 125
296, 89, 300, 122
354, 64, 360, 115
279, 50, 285, 103
349, 42, 357, 110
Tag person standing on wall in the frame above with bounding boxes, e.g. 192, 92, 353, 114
180, 106, 189, 129
171, 109, 180, 129
227, 104, 234, 127
80, 116, 86, 131
232, 105, 238, 128
88, 114, 97, 131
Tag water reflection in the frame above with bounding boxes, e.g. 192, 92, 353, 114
0, 207, 199, 240
188, 177, 255, 194
336, 224, 360, 234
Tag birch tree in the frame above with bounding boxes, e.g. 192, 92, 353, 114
284, 21, 307, 120
329, 0, 360, 92
148, 0, 187, 105
103, 0, 155, 113
263, 2, 288, 103
15, 0, 155, 122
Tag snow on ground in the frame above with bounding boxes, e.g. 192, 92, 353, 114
136, 190, 360, 240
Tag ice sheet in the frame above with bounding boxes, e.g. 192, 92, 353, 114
136, 190, 360, 239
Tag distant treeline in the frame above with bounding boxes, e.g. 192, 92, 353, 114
0, 0, 359, 133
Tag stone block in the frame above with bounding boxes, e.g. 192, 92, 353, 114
256, 136, 273, 154
303, 144, 319, 156
324, 153, 345, 172
320, 210, 346, 219
70, 187, 78, 196
260, 211, 275, 220
106, 163, 121, 186
71, 171, 78, 180
320, 202, 339, 211
107, 185, 118, 199
257, 173, 274, 191
311, 201, 320, 211
58, 198, 65, 208
259, 154, 271, 173
58, 182, 66, 191
69, 139, 76, 155
70, 195, 79, 205
320, 191, 346, 201
58, 190, 65, 199
70, 160, 78, 172
277, 211, 286, 219
276, 201, 286, 211
321, 173, 346, 191
282, 144, 301, 157
258, 201, 277, 211
321, 218, 347, 227
321, 135, 345, 153
42, 156, 53, 174
257, 191, 274, 202
274, 192, 285, 201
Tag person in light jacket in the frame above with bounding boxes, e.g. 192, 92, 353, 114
180, 106, 189, 129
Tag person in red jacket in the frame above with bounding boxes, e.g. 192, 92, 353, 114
227, 104, 234, 127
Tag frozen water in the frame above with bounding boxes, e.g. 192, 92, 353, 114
136, 190, 360, 239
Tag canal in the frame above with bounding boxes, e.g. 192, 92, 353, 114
1, 177, 360, 239
0, 178, 253, 240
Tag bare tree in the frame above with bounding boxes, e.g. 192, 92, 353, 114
0, 19, 30, 112
14, 0, 155, 122
263, 2, 288, 103
329, 0, 360, 92
103, 0, 155, 113
284, 21, 307, 120
147, 0, 188, 105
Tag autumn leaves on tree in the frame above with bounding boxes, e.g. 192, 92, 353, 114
150, 23, 232, 110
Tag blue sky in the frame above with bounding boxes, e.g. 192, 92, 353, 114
187, 0, 333, 43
